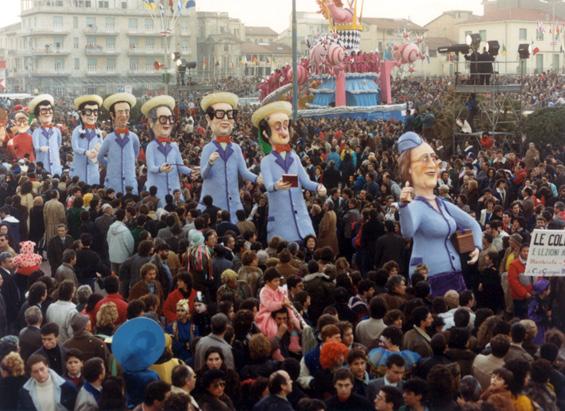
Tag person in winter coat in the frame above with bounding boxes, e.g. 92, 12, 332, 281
17, 354, 77, 411
106, 208, 134, 274
303, 260, 335, 321
0, 352, 28, 411
317, 202, 339, 255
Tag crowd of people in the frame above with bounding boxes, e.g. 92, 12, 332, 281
0, 73, 563, 411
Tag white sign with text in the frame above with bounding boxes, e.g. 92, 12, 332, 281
525, 229, 565, 276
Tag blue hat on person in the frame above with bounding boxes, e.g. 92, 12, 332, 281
397, 132, 423, 154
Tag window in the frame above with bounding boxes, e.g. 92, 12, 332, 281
105, 37, 115, 50
98, 0, 109, 7
54, 36, 64, 50
121, 1, 127, 9
130, 57, 139, 72
536, 53, 543, 73
86, 16, 96, 29
106, 57, 116, 72
86, 36, 96, 47
53, 16, 63, 30
224, 44, 229, 52
129, 38, 138, 49
479, 30, 486, 41
144, 18, 153, 31
73, 16, 78, 29
73, 37, 79, 49
54, 58, 64, 72
74, 58, 80, 70
105, 17, 115, 32
146, 38, 154, 50
128, 18, 138, 31
519, 28, 527, 41
88, 57, 97, 72
536, 30, 544, 41
145, 58, 153, 72
552, 53, 560, 71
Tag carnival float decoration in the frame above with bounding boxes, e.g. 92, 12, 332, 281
257, 0, 429, 120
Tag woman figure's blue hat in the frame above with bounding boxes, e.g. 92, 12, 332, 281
397, 132, 423, 154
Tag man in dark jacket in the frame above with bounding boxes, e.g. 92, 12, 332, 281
374, 221, 405, 270
18, 353, 77, 411
303, 260, 335, 321
253, 370, 295, 411
46, 224, 73, 276
325, 368, 373, 411
18, 306, 43, 362
0, 251, 21, 333
34, 322, 68, 376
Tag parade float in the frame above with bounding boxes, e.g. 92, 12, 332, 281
258, 0, 428, 120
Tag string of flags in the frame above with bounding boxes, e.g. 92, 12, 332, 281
143, 0, 196, 13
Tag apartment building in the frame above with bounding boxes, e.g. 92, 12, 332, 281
6, 0, 197, 96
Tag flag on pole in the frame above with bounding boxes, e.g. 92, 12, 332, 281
143, 0, 157, 11
186, 0, 196, 9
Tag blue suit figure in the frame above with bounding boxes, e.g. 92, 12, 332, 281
252, 101, 326, 242
29, 94, 62, 176
197, 92, 259, 223
141, 95, 195, 206
98, 93, 140, 194
70, 94, 104, 185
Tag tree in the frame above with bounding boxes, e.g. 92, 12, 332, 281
523, 107, 565, 146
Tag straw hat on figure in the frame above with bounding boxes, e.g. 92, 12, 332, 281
141, 95, 198, 206
252, 101, 326, 242
71, 94, 103, 185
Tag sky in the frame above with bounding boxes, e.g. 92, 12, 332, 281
0, 0, 484, 32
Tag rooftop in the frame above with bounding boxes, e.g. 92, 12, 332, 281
361, 17, 426, 32
245, 26, 279, 37
459, 7, 565, 24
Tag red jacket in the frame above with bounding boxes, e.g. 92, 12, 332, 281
163, 288, 197, 324
508, 258, 532, 300
93, 293, 129, 326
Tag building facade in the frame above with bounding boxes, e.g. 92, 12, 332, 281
6, 0, 197, 96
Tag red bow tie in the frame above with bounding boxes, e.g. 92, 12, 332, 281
84, 124, 96, 130
274, 144, 291, 153
157, 136, 173, 144
41, 124, 53, 129
115, 128, 129, 135
215, 136, 232, 144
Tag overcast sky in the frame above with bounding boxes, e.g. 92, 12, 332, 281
0, 0, 484, 32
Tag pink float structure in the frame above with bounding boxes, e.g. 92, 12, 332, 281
258, 0, 426, 120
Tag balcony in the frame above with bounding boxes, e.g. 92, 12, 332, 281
32, 71, 70, 77
128, 30, 168, 37
85, 46, 119, 56
22, 28, 70, 36
127, 48, 166, 56
86, 70, 118, 77
83, 26, 119, 36
22, 48, 71, 56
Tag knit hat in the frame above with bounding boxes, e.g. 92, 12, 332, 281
71, 314, 90, 333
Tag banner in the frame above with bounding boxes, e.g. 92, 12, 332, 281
0, 60, 6, 92
525, 229, 565, 276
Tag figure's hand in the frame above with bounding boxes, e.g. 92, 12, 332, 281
40, 146, 49, 153
160, 164, 172, 173
468, 248, 480, 265
317, 184, 327, 197
256, 174, 264, 186
86, 150, 97, 160
209, 152, 220, 165
400, 181, 414, 204
275, 179, 292, 191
